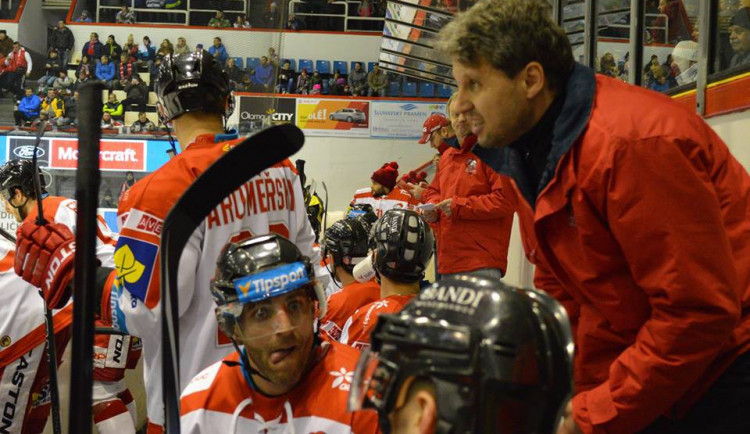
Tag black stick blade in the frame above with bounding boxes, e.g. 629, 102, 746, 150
160, 124, 305, 433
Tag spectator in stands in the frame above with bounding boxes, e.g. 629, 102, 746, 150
174, 37, 189, 54
50, 21, 74, 66
137, 36, 156, 70
234, 14, 251, 29
101, 112, 123, 129
58, 89, 78, 126
729, 8, 750, 67
53, 70, 74, 91
310, 83, 322, 94
0, 30, 13, 57
328, 71, 345, 95
37, 49, 63, 92
295, 68, 310, 94
643, 54, 660, 87
250, 56, 274, 92
267, 47, 280, 66
649, 64, 670, 92
123, 34, 138, 62
309, 70, 323, 91
121, 75, 149, 113
104, 35, 123, 64
116, 5, 136, 24
264, 2, 280, 27
208, 10, 231, 28
41, 88, 65, 125
157, 39, 174, 57
100, 192, 116, 208
348, 62, 368, 96
14, 88, 40, 126
599, 52, 618, 77
235, 74, 253, 91
116, 53, 136, 88
1, 42, 32, 102
653, 0, 694, 43
95, 55, 116, 89
367, 64, 387, 96
103, 92, 124, 120
286, 13, 305, 31
673, 40, 699, 85
76, 56, 93, 84
75, 10, 93, 23
82, 33, 104, 63
146, 0, 167, 9
224, 57, 245, 89
276, 60, 296, 93
208, 37, 228, 67
130, 111, 156, 132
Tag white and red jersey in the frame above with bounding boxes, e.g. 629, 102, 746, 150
180, 341, 378, 433
340, 294, 414, 350
0, 243, 73, 434
320, 280, 381, 342
100, 133, 317, 430
349, 187, 419, 218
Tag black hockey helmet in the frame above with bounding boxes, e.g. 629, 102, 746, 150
0, 159, 46, 201
371, 209, 433, 283
349, 276, 574, 434
211, 234, 326, 339
323, 213, 376, 274
155, 50, 234, 123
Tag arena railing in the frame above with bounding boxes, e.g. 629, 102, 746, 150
95, 0, 246, 26
288, 0, 385, 33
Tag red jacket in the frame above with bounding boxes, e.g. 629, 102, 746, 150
422, 135, 515, 274
475, 64, 750, 433
320, 279, 381, 341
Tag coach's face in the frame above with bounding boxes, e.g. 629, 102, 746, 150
451, 58, 542, 148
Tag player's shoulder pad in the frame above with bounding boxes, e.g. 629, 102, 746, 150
181, 359, 223, 398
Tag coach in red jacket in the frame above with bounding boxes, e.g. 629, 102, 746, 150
419, 103, 515, 279
441, 1, 750, 433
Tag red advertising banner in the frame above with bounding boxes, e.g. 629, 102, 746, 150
51, 139, 146, 171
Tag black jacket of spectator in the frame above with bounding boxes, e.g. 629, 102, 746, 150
225, 65, 246, 84
278, 67, 295, 87
44, 55, 63, 76
82, 41, 104, 62
51, 27, 74, 52
104, 42, 122, 62
65, 96, 77, 122
125, 80, 148, 101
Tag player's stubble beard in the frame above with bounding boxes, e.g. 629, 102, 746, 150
244, 315, 317, 394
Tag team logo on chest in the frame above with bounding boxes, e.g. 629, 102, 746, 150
329, 367, 353, 391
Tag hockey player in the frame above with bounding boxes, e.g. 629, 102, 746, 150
348, 276, 574, 434
320, 213, 380, 341
0, 239, 73, 434
180, 234, 379, 432
12, 51, 317, 432
348, 162, 420, 218
340, 209, 433, 349
0, 159, 140, 433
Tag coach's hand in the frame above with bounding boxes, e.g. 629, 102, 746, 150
15, 221, 76, 309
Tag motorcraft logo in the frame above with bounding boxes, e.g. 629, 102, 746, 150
12, 146, 44, 159
233, 262, 310, 304
51, 139, 145, 171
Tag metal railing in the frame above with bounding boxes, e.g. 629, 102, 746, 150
95, 0, 246, 26
288, 0, 385, 33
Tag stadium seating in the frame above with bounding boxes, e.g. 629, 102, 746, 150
437, 84, 453, 98
232, 57, 244, 68
282, 58, 297, 70
333, 61, 348, 75
419, 82, 435, 98
402, 81, 417, 97
316, 60, 331, 75
299, 59, 314, 73
246, 57, 261, 71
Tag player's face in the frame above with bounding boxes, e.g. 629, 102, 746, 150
240, 289, 317, 394
2, 192, 23, 223
371, 181, 387, 197
452, 58, 534, 148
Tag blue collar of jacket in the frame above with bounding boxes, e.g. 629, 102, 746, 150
473, 63, 595, 209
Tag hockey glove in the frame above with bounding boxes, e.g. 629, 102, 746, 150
15, 221, 76, 309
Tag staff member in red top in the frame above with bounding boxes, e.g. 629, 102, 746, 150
368, 161, 419, 216
440, 0, 750, 433
418, 94, 516, 280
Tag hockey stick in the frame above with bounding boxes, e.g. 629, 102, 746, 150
161, 124, 305, 433
68, 82, 104, 434
0, 227, 15, 244
28, 119, 64, 434
321, 181, 328, 231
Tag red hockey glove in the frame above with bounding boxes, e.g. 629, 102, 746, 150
15, 221, 76, 309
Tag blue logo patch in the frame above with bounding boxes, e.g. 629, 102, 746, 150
400, 104, 418, 111
113, 236, 158, 303
233, 262, 310, 304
